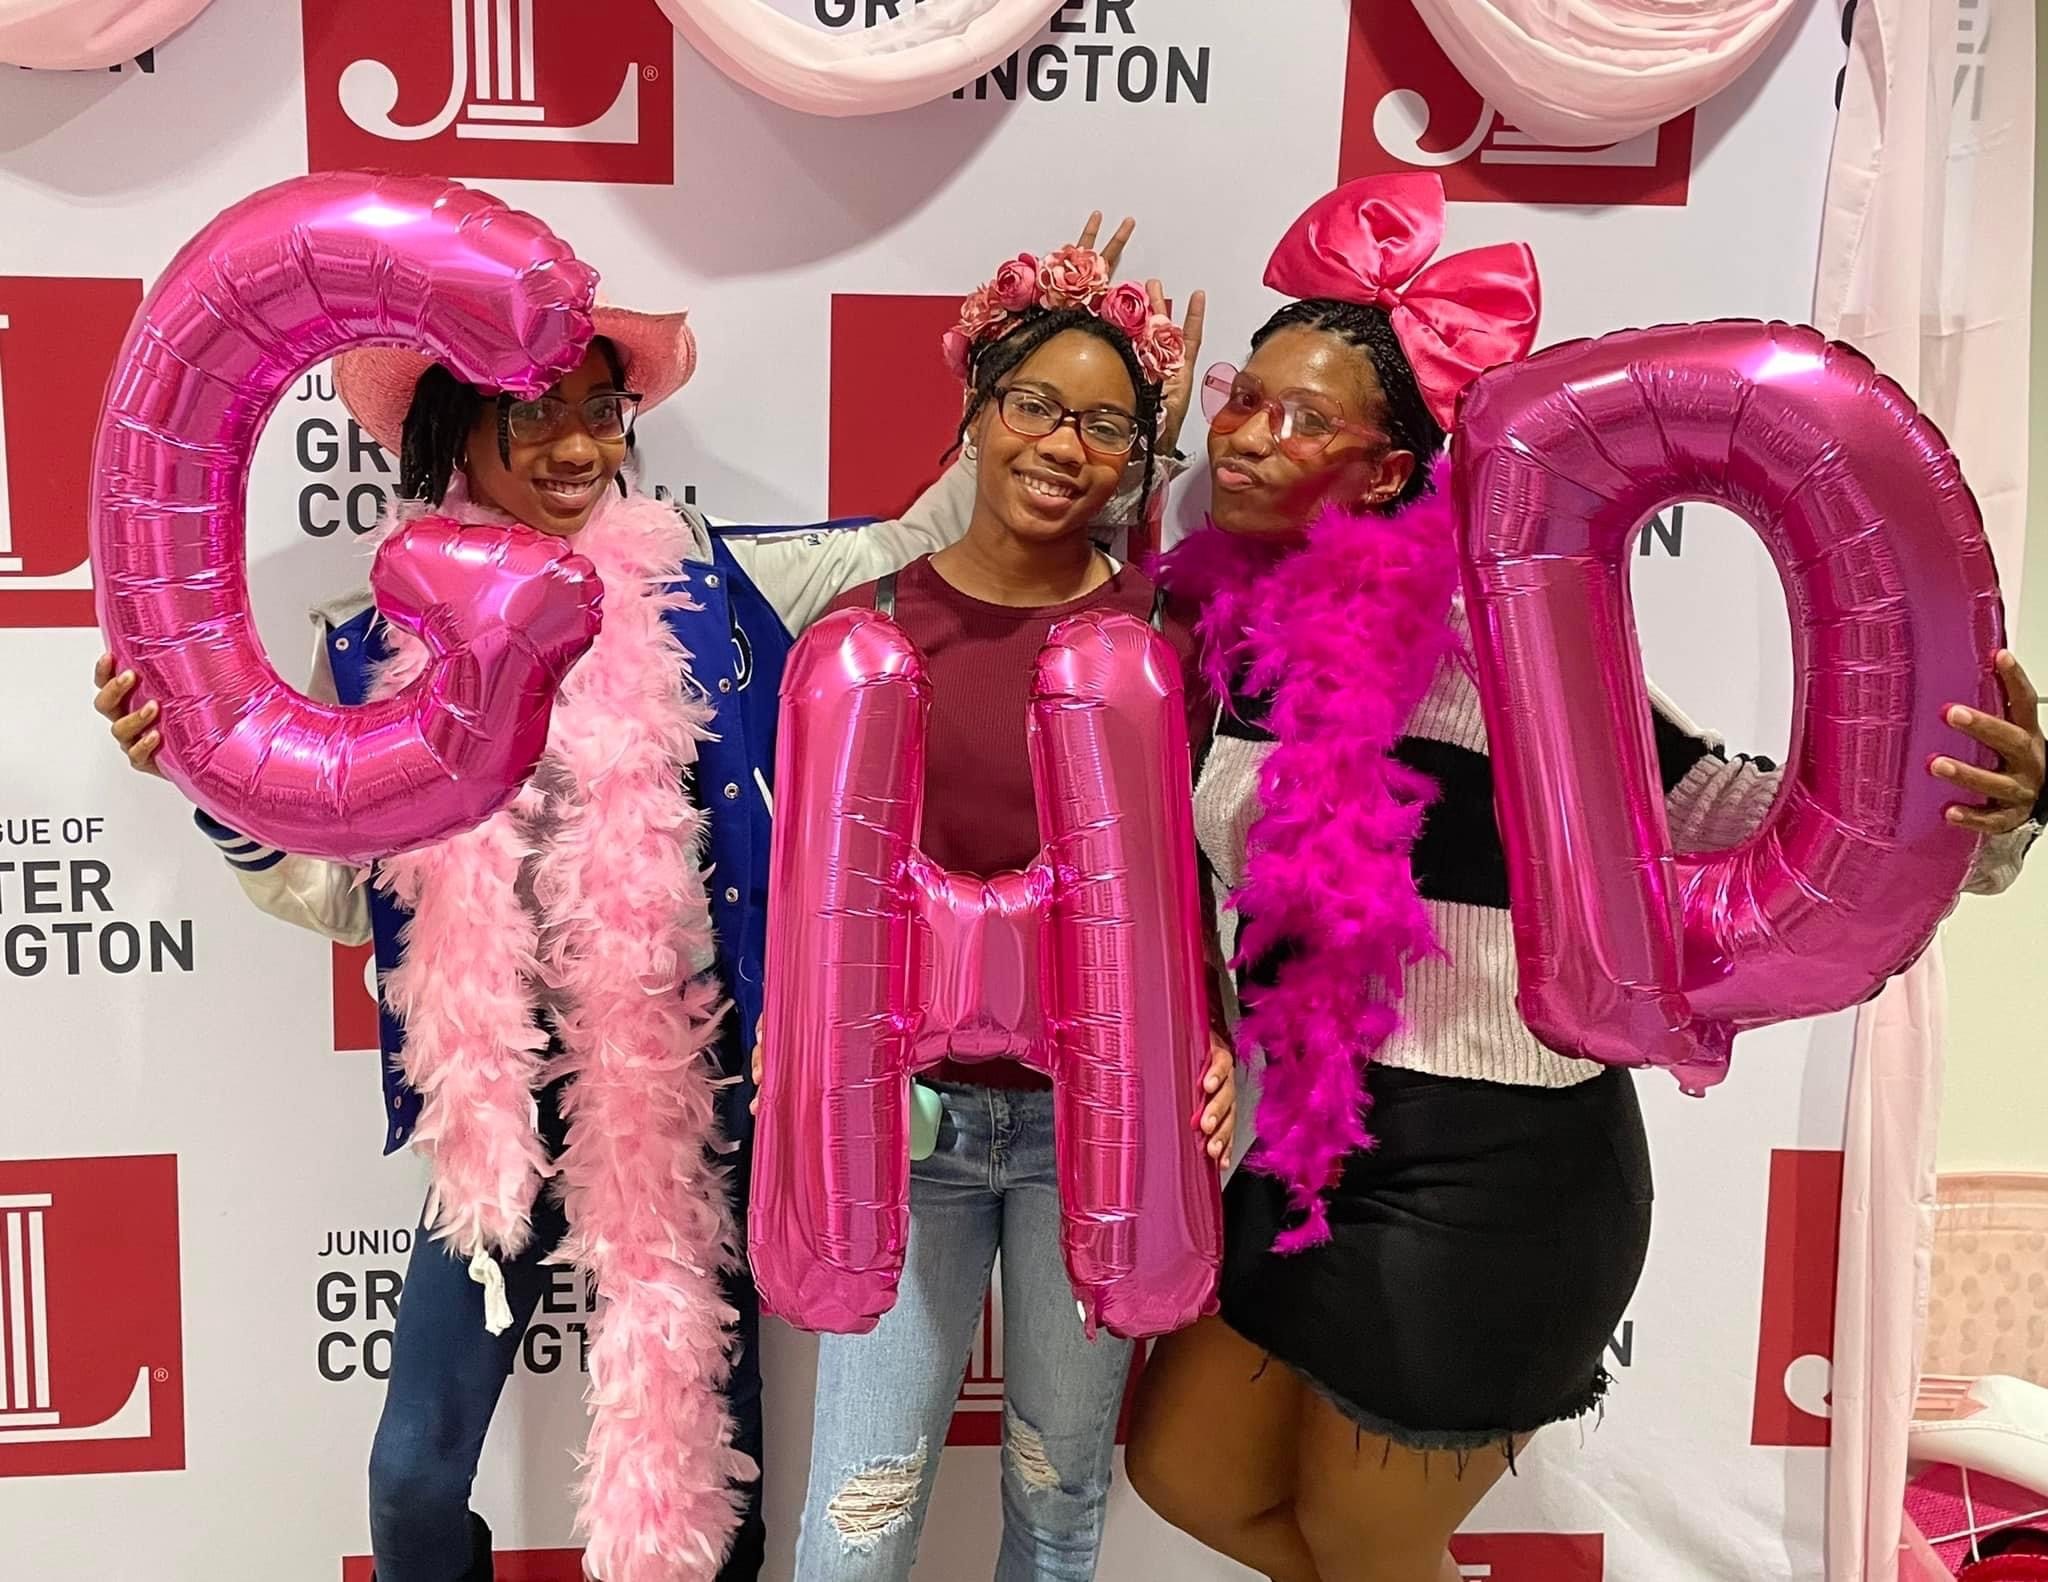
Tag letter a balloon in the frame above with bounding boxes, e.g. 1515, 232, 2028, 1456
90, 171, 605, 865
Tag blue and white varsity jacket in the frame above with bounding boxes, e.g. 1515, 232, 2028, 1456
194, 460, 997, 1153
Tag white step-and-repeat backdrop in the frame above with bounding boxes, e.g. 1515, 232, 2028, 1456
1, 2, 1865, 1577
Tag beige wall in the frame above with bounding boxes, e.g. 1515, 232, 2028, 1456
1934, 17, 2048, 1171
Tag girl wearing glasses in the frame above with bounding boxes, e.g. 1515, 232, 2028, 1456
1121, 174, 2046, 1582
760, 242, 1230, 1582
90, 215, 1204, 1582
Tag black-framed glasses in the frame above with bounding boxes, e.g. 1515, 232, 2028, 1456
995, 387, 1139, 458
503, 390, 644, 445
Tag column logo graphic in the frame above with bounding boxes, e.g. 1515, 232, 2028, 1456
0, 277, 147, 630
303, 0, 676, 184
0, 1156, 184, 1477
1341, 0, 1693, 206
1752, 1147, 1844, 1447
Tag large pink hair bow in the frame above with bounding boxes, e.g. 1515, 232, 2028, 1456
1264, 172, 1541, 430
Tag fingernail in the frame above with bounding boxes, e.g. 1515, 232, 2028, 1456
1932, 758, 1955, 777
1949, 706, 1971, 726
1947, 807, 1966, 823
120, 670, 135, 684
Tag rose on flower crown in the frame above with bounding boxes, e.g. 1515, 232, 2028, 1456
942, 245, 1186, 390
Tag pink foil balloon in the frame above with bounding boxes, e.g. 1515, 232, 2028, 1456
751, 607, 1220, 1339
90, 171, 604, 864
1456, 320, 2007, 1091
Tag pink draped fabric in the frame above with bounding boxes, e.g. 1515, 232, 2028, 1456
1817, 2, 2036, 1579
1407, 0, 1802, 147
0, 0, 214, 68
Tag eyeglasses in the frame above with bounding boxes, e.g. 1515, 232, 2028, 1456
995, 387, 1139, 458
1200, 363, 1381, 461
502, 390, 644, 446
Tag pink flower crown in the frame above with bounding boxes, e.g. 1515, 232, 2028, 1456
942, 245, 1187, 388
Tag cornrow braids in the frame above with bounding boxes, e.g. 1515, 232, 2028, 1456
944, 307, 1162, 534
394, 336, 634, 507
1251, 299, 1446, 510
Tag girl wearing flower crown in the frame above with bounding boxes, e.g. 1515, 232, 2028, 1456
90, 214, 1204, 1582
1122, 174, 2046, 1582
755, 240, 1231, 1582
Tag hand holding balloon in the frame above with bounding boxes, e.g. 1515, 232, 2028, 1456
1933, 651, 2046, 833
749, 606, 1220, 1340
90, 171, 605, 865
1457, 319, 2013, 1087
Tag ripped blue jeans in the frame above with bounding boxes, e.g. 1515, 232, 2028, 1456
792, 1083, 1135, 1581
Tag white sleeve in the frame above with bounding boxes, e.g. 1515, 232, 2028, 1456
1650, 680, 2037, 894
193, 613, 372, 946
720, 456, 978, 636
722, 450, 1189, 636
1652, 683, 1783, 851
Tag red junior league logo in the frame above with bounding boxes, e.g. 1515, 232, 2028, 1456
1340, 0, 1693, 206
1450, 1533, 1604, 1580
301, 0, 676, 185
1751, 1147, 1844, 1447
333, 942, 380, 1054
344, 1550, 582, 1581
947, 1287, 1144, 1448
829, 293, 965, 524
0, 1155, 183, 1478
0, 277, 145, 630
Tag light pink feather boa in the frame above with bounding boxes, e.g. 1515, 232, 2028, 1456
370, 482, 752, 1581
1155, 462, 1460, 1250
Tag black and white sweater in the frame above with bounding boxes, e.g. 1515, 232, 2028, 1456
1194, 602, 2034, 1089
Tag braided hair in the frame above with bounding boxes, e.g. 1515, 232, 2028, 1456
945, 308, 1162, 531
396, 336, 632, 506
1251, 299, 1444, 511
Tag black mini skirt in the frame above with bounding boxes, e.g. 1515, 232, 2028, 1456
1219, 1063, 1653, 1453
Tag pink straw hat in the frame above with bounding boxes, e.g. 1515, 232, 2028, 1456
333, 305, 697, 455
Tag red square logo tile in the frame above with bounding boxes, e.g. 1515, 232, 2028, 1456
302, 0, 675, 185
333, 941, 380, 1054
1450, 1533, 1604, 1580
1341, 0, 1692, 206
0, 1155, 183, 1477
1751, 1147, 1843, 1447
0, 277, 145, 629
829, 294, 965, 524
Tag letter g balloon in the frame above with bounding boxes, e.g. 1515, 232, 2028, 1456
90, 172, 605, 864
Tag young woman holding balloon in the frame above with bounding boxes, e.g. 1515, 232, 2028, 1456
91, 195, 1201, 1582
745, 241, 1230, 1582
1123, 172, 2048, 1582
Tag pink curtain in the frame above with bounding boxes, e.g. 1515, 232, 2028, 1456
1407, 0, 1802, 146
0, 0, 214, 68
1817, 2, 2037, 1579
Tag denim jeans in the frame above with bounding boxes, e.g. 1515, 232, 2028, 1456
367, 1076, 766, 1581
793, 1083, 1136, 1582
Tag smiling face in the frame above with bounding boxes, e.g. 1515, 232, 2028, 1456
967, 327, 1138, 545
462, 343, 631, 537
1206, 324, 1414, 539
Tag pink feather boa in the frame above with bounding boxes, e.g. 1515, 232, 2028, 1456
371, 482, 752, 1581
1155, 462, 1460, 1250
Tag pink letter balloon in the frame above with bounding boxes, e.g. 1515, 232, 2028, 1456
1456, 320, 2007, 1091
751, 607, 1220, 1339
91, 172, 605, 865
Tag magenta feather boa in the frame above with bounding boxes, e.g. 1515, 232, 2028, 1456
1155, 461, 1460, 1250
370, 483, 750, 1580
